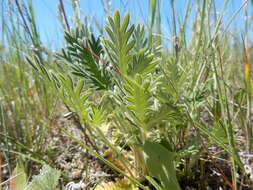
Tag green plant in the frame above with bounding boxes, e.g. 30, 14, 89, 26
9, 164, 60, 190
26, 165, 60, 190
2, 0, 253, 189
0, 0, 60, 179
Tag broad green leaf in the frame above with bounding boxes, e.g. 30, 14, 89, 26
143, 141, 181, 190
10, 164, 27, 190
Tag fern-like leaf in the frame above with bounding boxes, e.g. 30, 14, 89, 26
104, 10, 135, 74
123, 74, 153, 130
57, 75, 91, 118
26, 165, 60, 190
133, 24, 148, 51
128, 49, 160, 76
57, 26, 112, 90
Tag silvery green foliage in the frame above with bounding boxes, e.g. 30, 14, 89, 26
57, 26, 112, 90
25, 165, 61, 190
104, 10, 135, 74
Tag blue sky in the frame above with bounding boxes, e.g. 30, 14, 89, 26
3, 0, 252, 49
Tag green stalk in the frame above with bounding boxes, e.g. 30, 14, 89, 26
156, 0, 162, 46
149, 0, 157, 47
191, 0, 206, 87
170, 0, 178, 60
62, 129, 149, 190
242, 37, 252, 153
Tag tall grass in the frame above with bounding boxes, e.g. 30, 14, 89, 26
0, 0, 58, 176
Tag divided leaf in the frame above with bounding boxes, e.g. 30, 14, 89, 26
57, 75, 90, 118
128, 49, 160, 76
57, 26, 112, 90
104, 10, 135, 74
26, 165, 60, 190
123, 75, 153, 129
